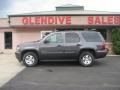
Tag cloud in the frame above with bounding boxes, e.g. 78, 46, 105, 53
10, 0, 84, 14
10, 0, 53, 14
0, 0, 120, 18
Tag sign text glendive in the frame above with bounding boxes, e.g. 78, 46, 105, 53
22, 16, 71, 25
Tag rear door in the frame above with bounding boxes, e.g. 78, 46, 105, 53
63, 32, 81, 59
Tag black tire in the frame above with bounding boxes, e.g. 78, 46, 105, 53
22, 52, 38, 67
79, 51, 95, 67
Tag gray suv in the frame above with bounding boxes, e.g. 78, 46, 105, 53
15, 31, 108, 67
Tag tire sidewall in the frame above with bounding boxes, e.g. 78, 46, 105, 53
23, 52, 38, 67
79, 51, 95, 67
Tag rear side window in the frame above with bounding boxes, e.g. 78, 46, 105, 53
81, 32, 103, 42
65, 33, 80, 43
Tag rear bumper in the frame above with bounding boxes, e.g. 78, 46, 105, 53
95, 49, 108, 59
15, 51, 22, 62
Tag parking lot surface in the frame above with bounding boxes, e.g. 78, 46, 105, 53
0, 53, 25, 87
1, 56, 120, 90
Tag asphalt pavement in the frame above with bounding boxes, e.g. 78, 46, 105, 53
1, 56, 120, 90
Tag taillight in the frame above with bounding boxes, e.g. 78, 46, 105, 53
97, 42, 106, 50
101, 42, 106, 49
97, 42, 109, 52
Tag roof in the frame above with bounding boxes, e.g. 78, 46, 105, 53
9, 10, 120, 17
56, 4, 83, 7
55, 31, 99, 35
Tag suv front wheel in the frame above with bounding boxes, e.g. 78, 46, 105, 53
79, 51, 95, 67
22, 52, 38, 67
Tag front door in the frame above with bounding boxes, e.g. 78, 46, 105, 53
40, 32, 64, 59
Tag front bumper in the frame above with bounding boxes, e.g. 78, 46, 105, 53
15, 51, 22, 62
95, 49, 108, 59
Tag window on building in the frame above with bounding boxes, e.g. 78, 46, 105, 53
65, 33, 80, 43
4, 32, 12, 49
96, 29, 107, 40
41, 31, 52, 39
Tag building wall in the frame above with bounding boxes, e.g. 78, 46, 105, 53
0, 18, 10, 52
0, 30, 4, 51
12, 30, 41, 50
0, 18, 9, 27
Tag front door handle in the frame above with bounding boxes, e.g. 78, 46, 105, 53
76, 44, 81, 46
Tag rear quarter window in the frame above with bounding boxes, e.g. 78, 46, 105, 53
81, 32, 103, 42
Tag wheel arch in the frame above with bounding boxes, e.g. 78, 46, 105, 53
79, 48, 96, 58
21, 49, 39, 60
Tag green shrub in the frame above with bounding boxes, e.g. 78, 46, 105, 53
112, 28, 120, 54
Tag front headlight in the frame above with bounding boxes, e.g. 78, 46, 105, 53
16, 45, 20, 51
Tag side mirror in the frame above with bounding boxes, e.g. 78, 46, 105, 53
44, 40, 49, 44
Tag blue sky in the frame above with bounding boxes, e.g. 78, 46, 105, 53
0, 0, 120, 18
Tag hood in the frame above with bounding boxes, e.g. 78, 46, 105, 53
19, 40, 40, 47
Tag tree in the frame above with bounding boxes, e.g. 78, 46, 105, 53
112, 28, 120, 55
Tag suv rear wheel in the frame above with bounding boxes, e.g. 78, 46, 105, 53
79, 51, 95, 67
22, 52, 38, 67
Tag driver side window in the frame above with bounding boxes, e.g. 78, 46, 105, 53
45, 33, 63, 43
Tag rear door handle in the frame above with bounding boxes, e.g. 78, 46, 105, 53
57, 45, 62, 47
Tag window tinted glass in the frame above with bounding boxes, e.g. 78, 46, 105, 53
65, 33, 80, 43
81, 32, 102, 42
45, 33, 63, 43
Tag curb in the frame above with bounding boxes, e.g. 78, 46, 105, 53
107, 55, 120, 56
